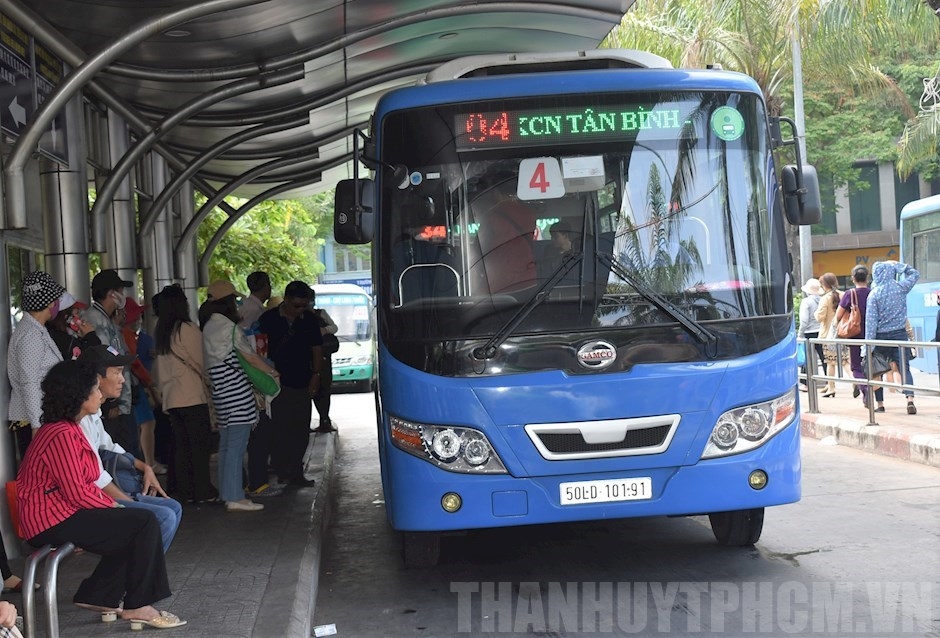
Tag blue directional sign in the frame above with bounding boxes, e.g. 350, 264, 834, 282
0, 12, 34, 137
34, 41, 69, 165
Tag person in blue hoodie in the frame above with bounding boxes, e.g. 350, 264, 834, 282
865, 260, 920, 414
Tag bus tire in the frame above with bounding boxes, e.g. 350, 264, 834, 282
402, 531, 440, 568
708, 508, 764, 546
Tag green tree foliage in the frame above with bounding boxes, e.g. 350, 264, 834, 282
197, 191, 334, 293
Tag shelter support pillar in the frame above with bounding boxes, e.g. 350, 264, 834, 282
40, 93, 92, 301
175, 181, 200, 318
95, 110, 138, 286
139, 152, 175, 316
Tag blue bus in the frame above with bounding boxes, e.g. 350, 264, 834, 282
899, 194, 940, 374
334, 50, 820, 566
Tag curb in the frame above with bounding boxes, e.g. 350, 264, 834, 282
800, 412, 940, 469
255, 431, 337, 638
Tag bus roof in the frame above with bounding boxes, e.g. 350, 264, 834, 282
900, 194, 940, 221
313, 283, 371, 298
375, 67, 763, 115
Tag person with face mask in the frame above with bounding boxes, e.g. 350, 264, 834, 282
85, 269, 140, 456
8, 271, 66, 457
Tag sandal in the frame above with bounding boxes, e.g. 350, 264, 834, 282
126, 610, 187, 630
2, 576, 40, 593
75, 602, 122, 622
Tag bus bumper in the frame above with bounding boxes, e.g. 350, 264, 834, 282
384, 423, 800, 532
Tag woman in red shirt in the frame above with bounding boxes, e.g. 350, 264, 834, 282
15, 360, 185, 629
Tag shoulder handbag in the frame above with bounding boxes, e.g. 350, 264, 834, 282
99, 449, 143, 496
316, 310, 340, 354
232, 324, 280, 396
861, 350, 892, 380
168, 346, 218, 425
836, 289, 861, 339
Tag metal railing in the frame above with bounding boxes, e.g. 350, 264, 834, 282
799, 335, 940, 425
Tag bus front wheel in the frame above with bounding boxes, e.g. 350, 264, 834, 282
708, 508, 764, 546
402, 531, 440, 568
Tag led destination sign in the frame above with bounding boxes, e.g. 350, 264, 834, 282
455, 106, 685, 150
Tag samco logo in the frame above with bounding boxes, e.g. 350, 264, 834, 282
577, 341, 616, 370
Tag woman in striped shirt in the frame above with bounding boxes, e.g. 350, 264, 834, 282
199, 280, 279, 513
15, 360, 185, 629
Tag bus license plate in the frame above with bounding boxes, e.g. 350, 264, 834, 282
559, 477, 652, 505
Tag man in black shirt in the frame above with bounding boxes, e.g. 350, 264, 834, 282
257, 281, 323, 487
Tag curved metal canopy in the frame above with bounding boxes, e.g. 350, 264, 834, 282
19, 0, 633, 200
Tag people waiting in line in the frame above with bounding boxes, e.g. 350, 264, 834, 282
120, 298, 165, 476
257, 281, 323, 488
797, 278, 824, 391
78, 345, 182, 553
84, 269, 138, 458
8, 271, 66, 457
865, 260, 920, 415
200, 280, 280, 512
834, 265, 884, 411
814, 272, 851, 397
153, 285, 218, 504
147, 291, 174, 489
312, 289, 337, 433
46, 292, 100, 361
238, 271, 271, 332
15, 359, 185, 629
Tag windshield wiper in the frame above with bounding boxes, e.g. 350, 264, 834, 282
597, 253, 719, 357
471, 252, 583, 360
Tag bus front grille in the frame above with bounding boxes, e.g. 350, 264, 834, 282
524, 415, 679, 460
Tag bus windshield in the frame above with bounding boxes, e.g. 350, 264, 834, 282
379, 90, 788, 348
317, 293, 372, 342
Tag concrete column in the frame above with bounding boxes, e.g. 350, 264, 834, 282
41, 94, 91, 302
834, 184, 851, 234
878, 163, 896, 231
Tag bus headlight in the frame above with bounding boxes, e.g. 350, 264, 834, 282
389, 415, 508, 473
352, 354, 371, 365
701, 389, 796, 459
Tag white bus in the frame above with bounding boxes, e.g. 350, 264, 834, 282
313, 283, 375, 391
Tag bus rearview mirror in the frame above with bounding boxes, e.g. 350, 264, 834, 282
781, 164, 821, 226
334, 179, 374, 244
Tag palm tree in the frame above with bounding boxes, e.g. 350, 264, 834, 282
603, 0, 938, 273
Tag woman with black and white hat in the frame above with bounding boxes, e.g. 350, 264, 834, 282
7, 271, 67, 454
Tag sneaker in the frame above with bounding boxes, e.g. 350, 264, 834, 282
246, 483, 284, 498
225, 500, 263, 512
907, 402, 917, 415
874, 406, 885, 413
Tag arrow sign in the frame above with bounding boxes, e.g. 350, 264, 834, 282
8, 96, 25, 127
0, 11, 35, 138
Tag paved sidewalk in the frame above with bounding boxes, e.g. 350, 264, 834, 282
9, 430, 337, 638
800, 369, 940, 468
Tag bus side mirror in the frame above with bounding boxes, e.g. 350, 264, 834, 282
781, 164, 821, 226
334, 179, 374, 244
